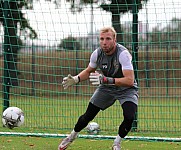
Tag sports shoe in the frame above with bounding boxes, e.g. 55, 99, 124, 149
112, 143, 121, 150
58, 136, 75, 150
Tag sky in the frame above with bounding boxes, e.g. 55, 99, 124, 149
4, 0, 181, 46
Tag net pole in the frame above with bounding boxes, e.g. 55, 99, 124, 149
2, 0, 10, 112
132, 0, 139, 131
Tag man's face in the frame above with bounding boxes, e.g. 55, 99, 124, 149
99, 31, 116, 55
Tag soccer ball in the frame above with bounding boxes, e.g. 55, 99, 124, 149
86, 122, 100, 135
2, 107, 24, 129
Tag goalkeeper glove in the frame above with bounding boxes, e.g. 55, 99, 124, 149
89, 72, 115, 85
62, 74, 79, 89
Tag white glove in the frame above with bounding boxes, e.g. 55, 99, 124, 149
62, 74, 79, 89
89, 72, 115, 85
89, 72, 102, 85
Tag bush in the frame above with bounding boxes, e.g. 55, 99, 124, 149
59, 36, 81, 50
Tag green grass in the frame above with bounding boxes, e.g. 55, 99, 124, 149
0, 136, 181, 150
1, 95, 181, 132
0, 95, 181, 150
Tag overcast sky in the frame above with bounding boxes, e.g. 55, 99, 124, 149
15, 0, 181, 45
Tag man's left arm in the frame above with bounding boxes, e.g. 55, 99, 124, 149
115, 50, 135, 87
89, 70, 134, 87
114, 70, 134, 87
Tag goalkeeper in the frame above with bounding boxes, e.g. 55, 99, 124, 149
58, 26, 138, 150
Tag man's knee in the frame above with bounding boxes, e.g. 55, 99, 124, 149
122, 101, 137, 120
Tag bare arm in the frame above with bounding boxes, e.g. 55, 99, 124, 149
114, 70, 135, 87
78, 66, 96, 82
115, 50, 135, 87
62, 66, 96, 89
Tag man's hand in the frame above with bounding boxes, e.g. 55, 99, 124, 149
89, 72, 115, 85
62, 74, 79, 89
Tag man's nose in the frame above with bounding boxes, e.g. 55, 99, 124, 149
103, 40, 107, 44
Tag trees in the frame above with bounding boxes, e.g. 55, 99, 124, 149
66, 0, 148, 44
150, 18, 181, 49
0, 0, 37, 85
100, 0, 148, 44
1, 0, 38, 110
59, 36, 81, 50
0, 0, 37, 48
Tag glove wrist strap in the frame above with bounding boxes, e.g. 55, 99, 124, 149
102, 77, 115, 85
73, 75, 80, 83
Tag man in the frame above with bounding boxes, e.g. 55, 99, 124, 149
58, 27, 138, 150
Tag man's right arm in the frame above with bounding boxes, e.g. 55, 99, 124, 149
78, 50, 98, 82
62, 50, 97, 89
78, 66, 96, 82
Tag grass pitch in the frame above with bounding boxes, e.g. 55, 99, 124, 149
0, 136, 181, 150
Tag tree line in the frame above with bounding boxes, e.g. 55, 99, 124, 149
59, 17, 181, 51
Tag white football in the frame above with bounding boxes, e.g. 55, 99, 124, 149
2, 107, 24, 129
86, 122, 100, 135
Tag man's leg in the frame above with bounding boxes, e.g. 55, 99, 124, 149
112, 101, 137, 150
58, 102, 100, 150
